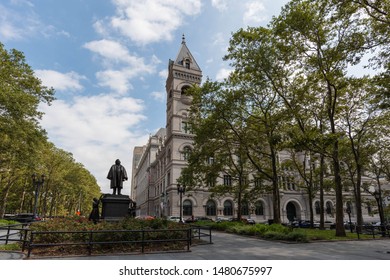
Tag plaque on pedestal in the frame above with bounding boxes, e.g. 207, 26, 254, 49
101, 194, 131, 221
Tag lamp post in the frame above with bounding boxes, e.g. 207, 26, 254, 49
32, 174, 45, 218
161, 191, 168, 218
177, 183, 186, 223
373, 190, 386, 237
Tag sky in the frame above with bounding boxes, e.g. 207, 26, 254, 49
0, 0, 290, 194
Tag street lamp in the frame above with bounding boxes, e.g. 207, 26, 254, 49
161, 191, 168, 218
32, 174, 45, 218
177, 183, 186, 223
373, 190, 386, 237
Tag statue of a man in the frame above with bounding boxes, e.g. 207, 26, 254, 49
107, 159, 128, 195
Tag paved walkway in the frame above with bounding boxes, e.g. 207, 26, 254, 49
3, 231, 389, 260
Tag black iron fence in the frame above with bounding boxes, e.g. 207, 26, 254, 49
356, 225, 390, 239
0, 223, 29, 245
1, 224, 213, 258
191, 225, 213, 245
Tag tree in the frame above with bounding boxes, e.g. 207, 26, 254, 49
271, 0, 371, 236
0, 44, 100, 218
0, 43, 54, 218
181, 81, 257, 220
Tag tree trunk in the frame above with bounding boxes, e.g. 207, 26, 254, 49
333, 140, 346, 237
319, 154, 325, 230
271, 147, 281, 223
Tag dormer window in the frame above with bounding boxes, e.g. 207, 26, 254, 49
185, 59, 190, 69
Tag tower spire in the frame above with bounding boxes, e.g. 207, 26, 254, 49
182, 34, 186, 44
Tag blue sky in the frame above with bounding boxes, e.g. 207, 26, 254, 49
1, 0, 290, 194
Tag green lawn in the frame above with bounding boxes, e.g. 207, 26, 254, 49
194, 221, 375, 242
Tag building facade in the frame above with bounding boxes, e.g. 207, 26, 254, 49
131, 37, 386, 224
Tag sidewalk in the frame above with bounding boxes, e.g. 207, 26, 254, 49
3, 231, 389, 260
0, 251, 25, 260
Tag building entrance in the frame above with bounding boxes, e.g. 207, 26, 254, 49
286, 202, 297, 222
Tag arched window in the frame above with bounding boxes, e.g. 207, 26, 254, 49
326, 201, 333, 215
223, 200, 233, 216
185, 59, 190, 69
255, 201, 264, 215
205, 200, 216, 216
241, 201, 249, 216
315, 201, 320, 215
182, 146, 192, 160
183, 200, 192, 216
181, 85, 190, 95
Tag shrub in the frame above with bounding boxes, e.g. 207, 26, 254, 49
263, 231, 286, 240
27, 216, 190, 256
285, 232, 308, 242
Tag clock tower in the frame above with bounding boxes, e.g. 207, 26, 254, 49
164, 35, 202, 200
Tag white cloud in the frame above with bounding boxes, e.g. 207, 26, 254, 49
40, 94, 148, 193
35, 70, 86, 92
0, 4, 36, 40
84, 39, 158, 94
243, 1, 267, 26
215, 68, 232, 81
96, 69, 135, 94
211, 0, 228, 11
95, 0, 202, 45
150, 91, 165, 102
0, 3, 70, 41
159, 69, 168, 79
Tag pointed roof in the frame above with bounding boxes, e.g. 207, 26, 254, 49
173, 34, 201, 71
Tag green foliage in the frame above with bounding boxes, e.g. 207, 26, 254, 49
0, 43, 100, 219
0, 243, 21, 251
0, 219, 19, 226
27, 217, 189, 256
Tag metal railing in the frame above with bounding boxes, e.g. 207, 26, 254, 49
0, 223, 29, 245
23, 226, 213, 258
356, 225, 390, 239
191, 225, 213, 245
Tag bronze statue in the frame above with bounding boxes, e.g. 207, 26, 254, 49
107, 159, 128, 195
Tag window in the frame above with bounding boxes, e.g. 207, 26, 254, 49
181, 121, 192, 134
223, 175, 232, 186
223, 200, 233, 216
167, 148, 171, 162
241, 202, 249, 216
315, 201, 320, 215
185, 59, 190, 69
254, 177, 262, 188
205, 200, 216, 216
182, 146, 191, 160
183, 200, 192, 216
326, 201, 333, 215
181, 85, 190, 95
206, 176, 215, 187
255, 201, 264, 215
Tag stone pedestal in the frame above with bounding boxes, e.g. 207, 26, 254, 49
101, 194, 131, 221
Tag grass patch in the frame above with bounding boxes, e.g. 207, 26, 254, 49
0, 219, 19, 226
0, 243, 21, 251
192, 221, 373, 242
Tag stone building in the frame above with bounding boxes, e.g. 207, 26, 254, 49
131, 36, 386, 224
